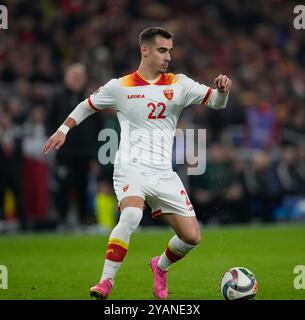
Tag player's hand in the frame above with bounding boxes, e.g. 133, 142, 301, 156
214, 74, 232, 94
42, 131, 66, 155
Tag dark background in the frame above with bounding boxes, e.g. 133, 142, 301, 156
0, 0, 305, 232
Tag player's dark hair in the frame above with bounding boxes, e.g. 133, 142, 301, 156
139, 27, 173, 45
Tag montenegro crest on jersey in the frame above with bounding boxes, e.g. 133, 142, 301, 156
163, 89, 174, 101
123, 184, 129, 192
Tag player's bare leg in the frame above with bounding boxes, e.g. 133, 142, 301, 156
90, 196, 144, 300
119, 196, 145, 211
149, 214, 201, 299
160, 214, 202, 245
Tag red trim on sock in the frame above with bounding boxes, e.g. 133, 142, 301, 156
106, 243, 128, 262
165, 246, 183, 263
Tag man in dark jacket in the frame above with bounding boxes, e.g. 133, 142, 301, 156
47, 63, 102, 229
0, 110, 27, 231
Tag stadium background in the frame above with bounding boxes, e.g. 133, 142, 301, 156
0, 0, 305, 232
1, 0, 305, 301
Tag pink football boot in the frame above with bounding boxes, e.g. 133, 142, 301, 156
89, 279, 113, 300
149, 256, 168, 299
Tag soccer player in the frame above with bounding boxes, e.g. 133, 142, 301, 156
42, 27, 232, 300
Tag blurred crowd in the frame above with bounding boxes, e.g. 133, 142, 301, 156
1, 0, 305, 232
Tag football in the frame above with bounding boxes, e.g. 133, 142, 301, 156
221, 267, 258, 300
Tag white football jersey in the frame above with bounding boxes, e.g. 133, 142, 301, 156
88, 71, 212, 172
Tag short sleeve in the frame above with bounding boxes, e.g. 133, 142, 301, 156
180, 75, 212, 108
87, 79, 118, 111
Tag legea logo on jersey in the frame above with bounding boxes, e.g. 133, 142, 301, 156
97, 121, 207, 175
0, 5, 8, 29
293, 265, 305, 289
293, 5, 305, 29
127, 94, 145, 99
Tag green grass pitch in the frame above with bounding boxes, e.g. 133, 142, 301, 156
1, 223, 305, 300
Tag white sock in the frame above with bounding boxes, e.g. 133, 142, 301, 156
101, 260, 121, 284
158, 235, 198, 271
158, 253, 172, 271
100, 207, 142, 282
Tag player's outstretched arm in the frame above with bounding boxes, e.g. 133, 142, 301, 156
42, 117, 76, 155
42, 99, 95, 155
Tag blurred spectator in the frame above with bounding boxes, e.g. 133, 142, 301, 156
22, 106, 48, 225
244, 99, 281, 149
243, 151, 281, 222
282, 108, 305, 146
0, 109, 27, 230
273, 146, 305, 221
7, 98, 27, 125
46, 63, 102, 230
276, 146, 304, 197
190, 144, 246, 224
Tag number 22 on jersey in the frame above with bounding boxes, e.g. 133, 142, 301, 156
147, 102, 166, 119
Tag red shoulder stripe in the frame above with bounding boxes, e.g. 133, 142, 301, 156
201, 87, 212, 106
87, 97, 100, 112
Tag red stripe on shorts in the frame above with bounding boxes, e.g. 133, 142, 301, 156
151, 209, 162, 218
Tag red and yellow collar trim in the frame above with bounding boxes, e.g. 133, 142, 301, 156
121, 71, 177, 87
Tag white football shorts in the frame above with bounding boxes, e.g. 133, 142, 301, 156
113, 165, 195, 218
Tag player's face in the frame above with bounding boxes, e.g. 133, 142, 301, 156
145, 35, 173, 74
